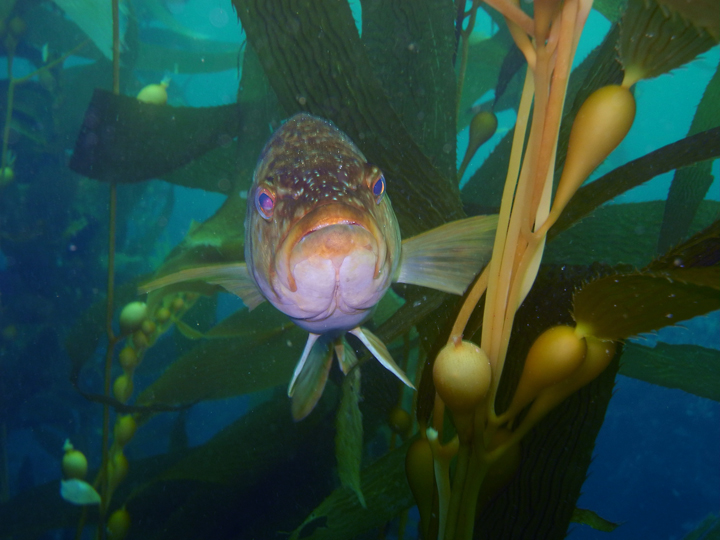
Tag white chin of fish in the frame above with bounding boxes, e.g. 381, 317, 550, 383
273, 225, 390, 333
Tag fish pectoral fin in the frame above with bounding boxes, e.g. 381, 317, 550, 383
139, 263, 266, 310
335, 337, 358, 375
288, 333, 334, 421
349, 327, 414, 389
396, 214, 498, 295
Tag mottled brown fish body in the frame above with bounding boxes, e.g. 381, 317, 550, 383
245, 114, 401, 333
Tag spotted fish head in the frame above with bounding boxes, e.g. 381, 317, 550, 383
245, 114, 401, 333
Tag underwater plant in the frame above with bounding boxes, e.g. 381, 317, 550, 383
0, 0, 718, 539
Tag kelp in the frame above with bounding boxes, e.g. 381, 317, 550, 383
156, 395, 336, 485
0, 80, 54, 146
335, 368, 365, 508
684, 513, 720, 540
619, 342, 720, 402
469, 267, 619, 539
458, 30, 514, 131
69, 90, 241, 184
232, 0, 464, 237
571, 508, 620, 532
659, 63, 720, 253
619, 0, 719, 85
135, 35, 242, 74
575, 271, 718, 338
24, 3, 245, 74
463, 24, 623, 210
65, 280, 144, 374
360, 0, 457, 179
135, 304, 302, 409
574, 252, 720, 341
550, 126, 720, 241
545, 200, 720, 268
290, 440, 414, 540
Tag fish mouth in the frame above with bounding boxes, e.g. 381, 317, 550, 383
273, 203, 386, 294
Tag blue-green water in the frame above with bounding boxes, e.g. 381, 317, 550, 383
0, 1, 718, 539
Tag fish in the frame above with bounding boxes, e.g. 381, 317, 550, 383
141, 113, 497, 419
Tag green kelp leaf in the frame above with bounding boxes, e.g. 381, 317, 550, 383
65, 279, 144, 373
361, 0, 457, 179
156, 394, 334, 485
619, 0, 719, 82
204, 304, 291, 339
290, 440, 414, 540
458, 30, 514, 131
473, 267, 620, 539
135, 303, 302, 408
0, 81, 54, 146
573, 271, 720, 341
659, 63, 720, 253
233, 0, 464, 237
571, 507, 620, 532
593, 0, 624, 22
24, 2, 105, 62
463, 26, 622, 210
136, 37, 242, 74
550, 126, 720, 241
69, 89, 241, 184
336, 368, 365, 508
684, 513, 720, 540
545, 201, 720, 268
649, 220, 720, 273
619, 342, 720, 402
160, 142, 240, 194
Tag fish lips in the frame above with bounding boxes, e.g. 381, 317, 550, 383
273, 203, 387, 296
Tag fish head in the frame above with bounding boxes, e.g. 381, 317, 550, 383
245, 114, 401, 333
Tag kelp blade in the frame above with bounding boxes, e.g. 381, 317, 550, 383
70, 90, 241, 183
290, 441, 414, 540
573, 270, 720, 341
136, 304, 302, 409
620, 342, 720, 402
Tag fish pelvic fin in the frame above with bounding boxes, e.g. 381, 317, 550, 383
396, 214, 498, 295
349, 327, 414, 389
139, 263, 266, 310
288, 333, 334, 421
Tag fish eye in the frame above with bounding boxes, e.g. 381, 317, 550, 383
256, 187, 275, 220
370, 173, 386, 204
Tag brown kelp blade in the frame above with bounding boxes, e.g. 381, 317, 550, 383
573, 270, 720, 341
550, 126, 720, 241
135, 305, 303, 411
659, 64, 720, 253
70, 89, 240, 183
620, 342, 720, 402
290, 441, 415, 540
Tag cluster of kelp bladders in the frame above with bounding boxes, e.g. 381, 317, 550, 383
403, 0, 719, 538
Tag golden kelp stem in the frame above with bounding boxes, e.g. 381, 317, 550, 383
424, 1, 613, 539
0, 41, 89, 182
97, 1, 122, 537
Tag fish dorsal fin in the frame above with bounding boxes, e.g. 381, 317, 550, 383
288, 333, 334, 421
349, 327, 414, 389
139, 263, 266, 310
335, 337, 358, 375
396, 215, 498, 295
